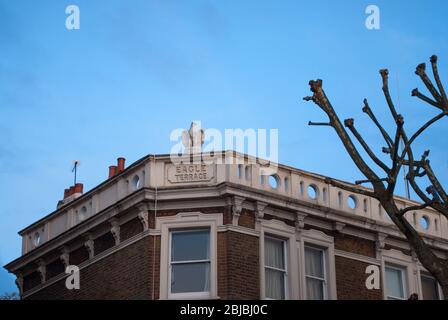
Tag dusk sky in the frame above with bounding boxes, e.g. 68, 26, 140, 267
1, 0, 447, 293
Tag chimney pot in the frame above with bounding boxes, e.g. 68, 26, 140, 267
64, 188, 70, 199
109, 165, 118, 178
117, 157, 126, 173
74, 183, 84, 194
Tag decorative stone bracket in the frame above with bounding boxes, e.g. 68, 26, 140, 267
376, 232, 388, 251
137, 203, 149, 231
60, 246, 70, 269
255, 201, 268, 222
110, 218, 121, 246
333, 222, 346, 233
231, 196, 245, 226
15, 273, 23, 296
37, 259, 46, 283
295, 212, 308, 230
83, 233, 95, 259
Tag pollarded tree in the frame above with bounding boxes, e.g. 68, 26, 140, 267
304, 55, 448, 299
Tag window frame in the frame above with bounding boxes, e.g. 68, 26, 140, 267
384, 264, 407, 300
168, 228, 211, 299
157, 212, 222, 300
259, 219, 298, 300
419, 272, 442, 300
264, 235, 288, 300
380, 249, 414, 300
304, 245, 328, 300
298, 229, 336, 300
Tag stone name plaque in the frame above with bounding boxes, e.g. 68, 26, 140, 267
167, 164, 214, 184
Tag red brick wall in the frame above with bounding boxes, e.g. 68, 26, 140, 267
218, 231, 260, 299
238, 209, 256, 229
46, 259, 65, 280
26, 236, 159, 300
69, 246, 89, 266
21, 208, 391, 300
23, 271, 40, 292
120, 217, 143, 241
335, 256, 382, 300
94, 232, 115, 255
334, 233, 376, 258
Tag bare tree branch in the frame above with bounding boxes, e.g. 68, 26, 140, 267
430, 55, 448, 108
362, 99, 393, 148
380, 69, 399, 120
324, 177, 376, 197
308, 121, 331, 127
401, 111, 448, 160
306, 80, 384, 190
387, 115, 404, 194
355, 178, 388, 185
412, 88, 442, 109
343, 118, 390, 173
398, 201, 434, 217
415, 62, 443, 104
303, 55, 448, 298
422, 161, 448, 204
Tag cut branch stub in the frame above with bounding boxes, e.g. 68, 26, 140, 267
362, 99, 370, 113
309, 79, 323, 93
380, 69, 389, 85
415, 63, 426, 76
396, 114, 404, 126
344, 118, 354, 128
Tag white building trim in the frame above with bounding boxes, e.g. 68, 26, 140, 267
298, 229, 337, 300
259, 219, 299, 300
156, 211, 222, 300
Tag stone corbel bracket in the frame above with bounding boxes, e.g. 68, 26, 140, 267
376, 232, 388, 252
137, 203, 150, 231
255, 201, 268, 222
295, 212, 308, 231
37, 259, 46, 283
83, 233, 95, 259
110, 217, 121, 246
59, 246, 70, 269
15, 272, 23, 297
231, 196, 245, 226
333, 222, 346, 233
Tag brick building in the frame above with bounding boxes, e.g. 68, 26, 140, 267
4, 150, 447, 300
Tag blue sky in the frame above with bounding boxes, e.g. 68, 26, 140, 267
1, 0, 447, 294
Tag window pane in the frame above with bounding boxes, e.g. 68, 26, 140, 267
386, 267, 405, 299
265, 268, 285, 299
306, 278, 324, 300
265, 238, 285, 269
171, 262, 210, 293
171, 229, 210, 262
421, 275, 439, 300
305, 247, 324, 278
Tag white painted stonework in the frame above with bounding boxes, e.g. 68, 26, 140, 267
15, 151, 448, 257
167, 163, 214, 184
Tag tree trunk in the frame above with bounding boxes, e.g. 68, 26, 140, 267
441, 284, 448, 300
382, 198, 448, 300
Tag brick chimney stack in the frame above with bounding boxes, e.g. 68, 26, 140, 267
108, 165, 118, 178
107, 157, 125, 179
63, 183, 84, 200
117, 157, 126, 173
